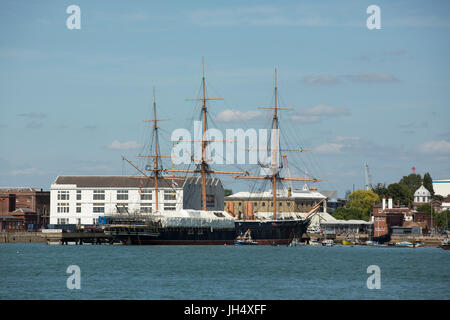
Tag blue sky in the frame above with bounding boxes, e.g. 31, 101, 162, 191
1, 0, 449, 197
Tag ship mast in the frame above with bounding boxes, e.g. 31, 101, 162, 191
234, 69, 323, 220
164, 58, 249, 211
124, 87, 182, 213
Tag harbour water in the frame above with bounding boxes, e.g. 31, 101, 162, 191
1, 243, 449, 300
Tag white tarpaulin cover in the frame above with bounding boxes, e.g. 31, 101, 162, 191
154, 209, 235, 229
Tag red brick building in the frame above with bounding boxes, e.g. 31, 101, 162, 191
0, 188, 50, 231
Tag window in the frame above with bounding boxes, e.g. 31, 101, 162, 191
287, 202, 291, 207
76, 203, 81, 213
76, 190, 81, 201
164, 190, 177, 201
117, 190, 128, 201
57, 191, 69, 201
93, 190, 105, 200
93, 218, 98, 225
206, 195, 214, 208
93, 204, 105, 213
116, 204, 128, 214
254, 202, 258, 206
164, 203, 176, 211
57, 203, 69, 213
140, 204, 152, 214
77, 218, 81, 225
57, 218, 69, 224
262, 202, 266, 207
141, 189, 152, 201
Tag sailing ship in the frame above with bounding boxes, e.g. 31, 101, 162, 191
104, 63, 248, 244
230, 69, 324, 245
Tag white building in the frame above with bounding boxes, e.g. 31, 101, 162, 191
433, 179, 450, 198
413, 184, 431, 204
50, 176, 224, 226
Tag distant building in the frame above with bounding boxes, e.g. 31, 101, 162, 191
372, 197, 410, 239
224, 184, 326, 220
49, 176, 224, 226
413, 184, 431, 209
433, 179, 450, 198
0, 187, 49, 231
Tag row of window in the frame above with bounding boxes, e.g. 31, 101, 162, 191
57, 189, 177, 201
375, 217, 386, 222
375, 227, 386, 231
235, 201, 317, 207
56, 203, 176, 213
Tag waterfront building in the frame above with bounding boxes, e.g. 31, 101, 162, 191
0, 187, 50, 230
224, 184, 327, 220
432, 179, 450, 198
320, 219, 371, 236
49, 176, 224, 226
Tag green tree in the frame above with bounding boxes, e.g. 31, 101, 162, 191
347, 190, 379, 220
434, 211, 449, 229
399, 173, 422, 195
224, 189, 233, 197
423, 172, 435, 196
332, 207, 366, 221
416, 204, 434, 216
387, 183, 413, 206
372, 183, 388, 199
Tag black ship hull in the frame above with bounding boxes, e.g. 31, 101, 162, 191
105, 218, 310, 245
235, 219, 310, 245
105, 225, 236, 245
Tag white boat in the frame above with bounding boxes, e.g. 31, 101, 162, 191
289, 238, 306, 247
322, 239, 334, 247
395, 241, 414, 247
309, 238, 321, 246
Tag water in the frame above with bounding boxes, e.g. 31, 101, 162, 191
0, 243, 449, 300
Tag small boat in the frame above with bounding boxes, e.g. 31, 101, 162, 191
322, 239, 334, 247
309, 238, 321, 246
440, 238, 450, 250
365, 240, 375, 246
235, 229, 259, 245
289, 238, 306, 247
395, 241, 414, 247
342, 239, 355, 246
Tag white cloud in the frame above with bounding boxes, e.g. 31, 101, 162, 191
215, 109, 262, 122
302, 74, 340, 86
108, 140, 141, 150
301, 104, 350, 117
417, 140, 450, 155
291, 104, 350, 124
314, 143, 344, 154
290, 115, 321, 123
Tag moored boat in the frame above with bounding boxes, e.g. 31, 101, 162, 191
440, 238, 450, 250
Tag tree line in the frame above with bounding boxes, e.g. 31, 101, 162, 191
333, 172, 449, 228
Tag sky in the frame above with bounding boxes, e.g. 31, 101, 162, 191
0, 0, 449, 197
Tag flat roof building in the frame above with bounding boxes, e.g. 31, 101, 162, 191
50, 176, 224, 226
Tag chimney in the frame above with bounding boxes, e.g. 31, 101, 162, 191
382, 197, 386, 210
388, 197, 393, 209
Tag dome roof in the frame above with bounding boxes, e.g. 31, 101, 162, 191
414, 185, 431, 197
